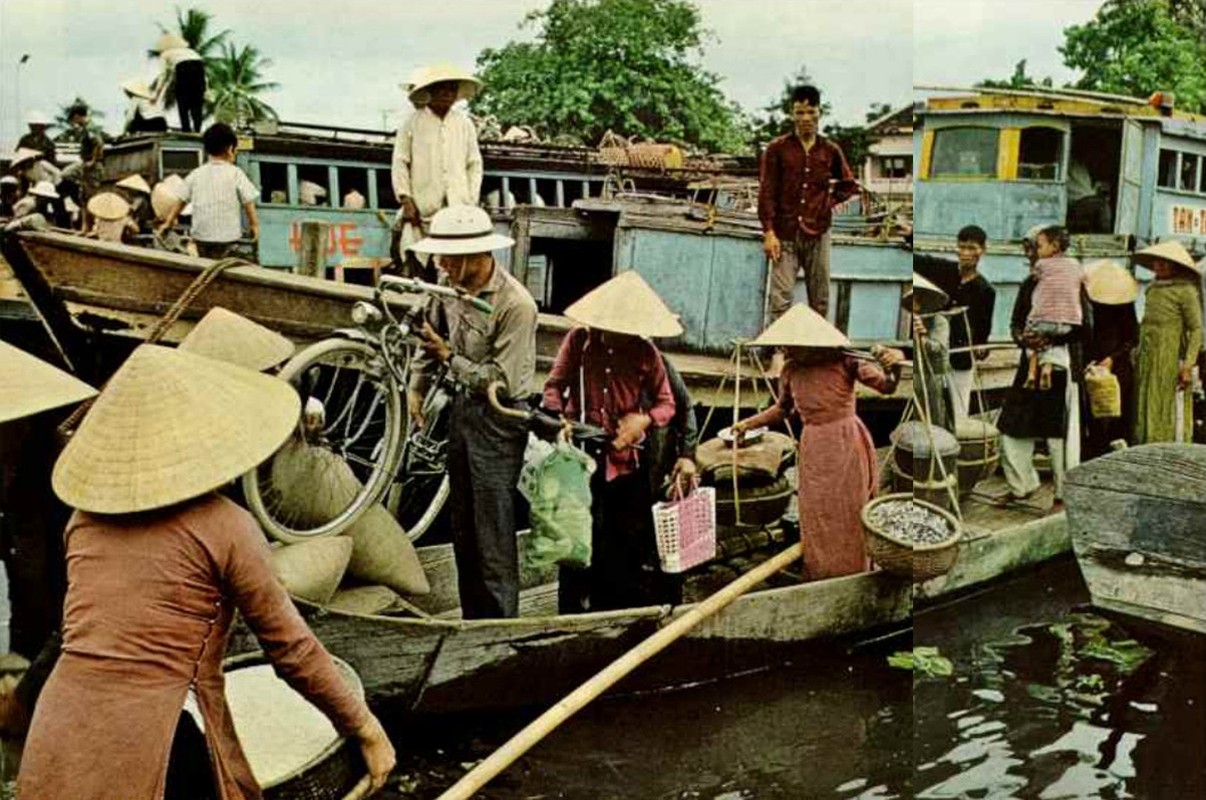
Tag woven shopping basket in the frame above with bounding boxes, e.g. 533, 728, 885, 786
651, 482, 717, 573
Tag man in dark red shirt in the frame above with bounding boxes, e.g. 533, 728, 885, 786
758, 85, 857, 325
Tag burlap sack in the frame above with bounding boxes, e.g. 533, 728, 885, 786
270, 538, 353, 605
269, 440, 430, 595
326, 585, 400, 615
696, 431, 795, 480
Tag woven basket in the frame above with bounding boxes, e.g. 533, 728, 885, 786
860, 493, 962, 582
597, 130, 630, 166
223, 652, 368, 800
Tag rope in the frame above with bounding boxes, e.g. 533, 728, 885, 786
912, 316, 962, 519
57, 256, 250, 436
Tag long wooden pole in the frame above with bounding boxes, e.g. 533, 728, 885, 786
436, 542, 805, 800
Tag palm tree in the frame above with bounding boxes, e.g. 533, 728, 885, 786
149, 7, 231, 111
207, 43, 280, 128
52, 97, 106, 141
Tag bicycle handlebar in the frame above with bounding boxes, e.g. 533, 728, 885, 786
378, 275, 494, 315
485, 381, 608, 443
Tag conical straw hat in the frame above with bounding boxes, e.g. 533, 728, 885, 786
750, 303, 849, 348
154, 32, 188, 53
564, 271, 683, 337
1133, 240, 1201, 275
52, 345, 300, 514
116, 174, 152, 194
120, 79, 155, 100
178, 307, 295, 372
151, 175, 186, 220
408, 64, 483, 102
87, 192, 131, 221
1083, 259, 1139, 305
11, 147, 44, 166
903, 273, 949, 314
0, 340, 97, 424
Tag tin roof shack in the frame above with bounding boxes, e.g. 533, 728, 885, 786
914, 87, 1206, 340
863, 105, 914, 207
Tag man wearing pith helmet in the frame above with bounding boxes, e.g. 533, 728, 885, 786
407, 204, 537, 619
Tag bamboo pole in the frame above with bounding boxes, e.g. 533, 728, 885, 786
297, 219, 329, 278
435, 542, 805, 800
341, 775, 373, 800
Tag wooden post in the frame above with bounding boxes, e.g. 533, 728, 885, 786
297, 219, 329, 278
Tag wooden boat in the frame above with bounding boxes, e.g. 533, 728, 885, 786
1, 229, 1018, 408
230, 485, 1071, 715
1065, 444, 1206, 634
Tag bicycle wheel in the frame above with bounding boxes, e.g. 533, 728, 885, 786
243, 338, 405, 542
385, 386, 452, 541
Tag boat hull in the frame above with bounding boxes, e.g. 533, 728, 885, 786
1065, 444, 1206, 634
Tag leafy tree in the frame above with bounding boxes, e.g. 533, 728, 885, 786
1061, 0, 1206, 112
207, 43, 280, 127
473, 0, 752, 153
864, 102, 896, 123
977, 59, 1055, 90
751, 64, 832, 147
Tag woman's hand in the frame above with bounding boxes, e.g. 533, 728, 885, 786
874, 346, 906, 369
1178, 363, 1193, 390
670, 457, 697, 495
354, 715, 397, 794
612, 412, 651, 451
912, 315, 926, 339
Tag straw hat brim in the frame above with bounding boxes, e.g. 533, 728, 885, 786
121, 80, 155, 100
408, 232, 515, 255
151, 181, 185, 220
116, 174, 153, 195
409, 67, 482, 102
29, 182, 59, 199
0, 341, 97, 424
751, 303, 849, 348
52, 345, 301, 514
179, 307, 296, 372
903, 273, 949, 315
1083, 260, 1139, 305
1133, 240, 1202, 275
563, 271, 683, 338
87, 192, 131, 221
12, 147, 44, 166
154, 33, 188, 53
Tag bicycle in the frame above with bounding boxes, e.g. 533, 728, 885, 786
241, 275, 492, 543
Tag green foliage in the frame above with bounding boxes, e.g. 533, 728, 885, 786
888, 646, 954, 678
978, 59, 1056, 90
473, 0, 752, 153
208, 42, 281, 126
1061, 0, 1206, 112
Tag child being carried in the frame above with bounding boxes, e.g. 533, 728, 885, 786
1025, 225, 1084, 390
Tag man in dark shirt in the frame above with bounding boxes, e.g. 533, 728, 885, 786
17, 111, 56, 166
758, 85, 857, 327
948, 225, 996, 419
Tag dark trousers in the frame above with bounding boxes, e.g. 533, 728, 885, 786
165, 711, 217, 800
175, 61, 206, 133
559, 465, 681, 614
194, 240, 236, 260
447, 393, 527, 619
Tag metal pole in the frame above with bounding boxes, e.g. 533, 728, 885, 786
15, 55, 30, 145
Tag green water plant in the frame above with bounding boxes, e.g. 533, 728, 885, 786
888, 646, 954, 678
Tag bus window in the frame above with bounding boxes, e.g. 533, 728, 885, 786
161, 148, 201, 178
259, 161, 289, 204
375, 169, 399, 210
296, 164, 330, 206
929, 127, 998, 178
1179, 153, 1200, 193
1158, 150, 1178, 189
337, 166, 370, 208
1017, 127, 1063, 180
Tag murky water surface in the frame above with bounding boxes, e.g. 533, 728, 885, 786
382, 558, 1204, 799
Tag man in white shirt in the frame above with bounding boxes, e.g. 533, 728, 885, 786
152, 33, 206, 133
157, 123, 259, 259
391, 65, 484, 278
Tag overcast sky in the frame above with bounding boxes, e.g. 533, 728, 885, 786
1, 0, 914, 151
0, 1, 1108, 153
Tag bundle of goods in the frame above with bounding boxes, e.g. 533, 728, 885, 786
597, 130, 630, 166
222, 652, 367, 799
264, 439, 431, 615
953, 418, 1001, 495
860, 493, 962, 582
626, 141, 684, 170
889, 421, 959, 510
696, 428, 795, 530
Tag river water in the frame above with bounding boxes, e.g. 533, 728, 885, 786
382, 557, 1204, 799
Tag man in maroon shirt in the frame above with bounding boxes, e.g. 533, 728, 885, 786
759, 85, 857, 326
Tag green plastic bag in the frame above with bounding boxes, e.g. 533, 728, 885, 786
519, 436, 595, 570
